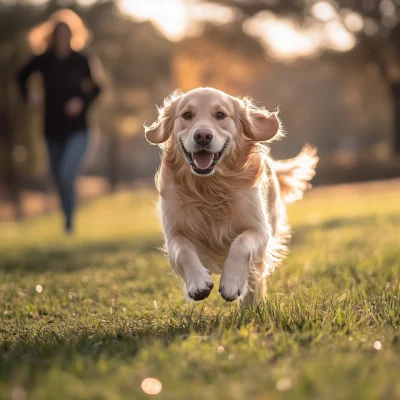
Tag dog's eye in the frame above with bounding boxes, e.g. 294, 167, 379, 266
216, 111, 226, 120
182, 111, 193, 120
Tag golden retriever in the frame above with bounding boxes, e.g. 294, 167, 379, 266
145, 87, 318, 306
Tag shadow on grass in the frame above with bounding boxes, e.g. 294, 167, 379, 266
0, 331, 143, 384
0, 237, 164, 275
0, 307, 233, 385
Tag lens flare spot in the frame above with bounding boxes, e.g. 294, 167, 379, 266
373, 341, 382, 350
141, 378, 162, 395
276, 378, 293, 392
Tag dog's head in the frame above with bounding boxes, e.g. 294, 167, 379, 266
145, 88, 283, 176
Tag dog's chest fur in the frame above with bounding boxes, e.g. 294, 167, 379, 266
161, 176, 269, 268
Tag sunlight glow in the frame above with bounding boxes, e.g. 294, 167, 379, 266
25, 0, 356, 59
245, 10, 356, 59
188, 2, 237, 25
119, 0, 186, 40
78, 0, 98, 6
342, 11, 364, 32
324, 21, 356, 51
118, 0, 236, 40
26, 0, 47, 5
244, 12, 321, 59
311, 2, 337, 22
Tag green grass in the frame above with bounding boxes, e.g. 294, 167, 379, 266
1, 182, 400, 400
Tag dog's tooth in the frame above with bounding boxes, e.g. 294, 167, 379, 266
193, 158, 199, 168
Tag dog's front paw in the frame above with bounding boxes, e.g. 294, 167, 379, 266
219, 264, 248, 302
185, 271, 214, 301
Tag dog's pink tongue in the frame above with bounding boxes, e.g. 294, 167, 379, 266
193, 152, 214, 170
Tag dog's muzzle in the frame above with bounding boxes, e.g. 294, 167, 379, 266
180, 140, 228, 175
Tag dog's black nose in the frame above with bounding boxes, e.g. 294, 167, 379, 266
194, 129, 213, 146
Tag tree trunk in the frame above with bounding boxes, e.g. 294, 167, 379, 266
0, 110, 24, 220
365, 39, 400, 156
392, 84, 400, 154
108, 132, 119, 193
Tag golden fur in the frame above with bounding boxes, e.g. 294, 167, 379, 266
145, 87, 318, 305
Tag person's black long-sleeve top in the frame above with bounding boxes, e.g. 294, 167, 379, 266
17, 50, 101, 141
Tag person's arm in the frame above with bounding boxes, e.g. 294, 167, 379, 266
65, 55, 104, 118
17, 55, 42, 102
80, 55, 102, 108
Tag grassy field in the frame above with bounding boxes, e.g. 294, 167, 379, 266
0, 180, 400, 400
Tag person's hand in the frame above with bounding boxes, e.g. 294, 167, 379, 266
27, 94, 42, 108
65, 97, 84, 117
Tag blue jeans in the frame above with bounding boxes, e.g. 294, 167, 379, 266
46, 131, 88, 232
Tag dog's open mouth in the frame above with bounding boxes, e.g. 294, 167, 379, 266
180, 140, 228, 175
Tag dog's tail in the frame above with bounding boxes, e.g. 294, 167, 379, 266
274, 145, 319, 204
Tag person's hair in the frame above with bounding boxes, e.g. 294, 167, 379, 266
47, 22, 72, 51
27, 9, 91, 55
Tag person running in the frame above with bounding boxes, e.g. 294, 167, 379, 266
17, 16, 101, 234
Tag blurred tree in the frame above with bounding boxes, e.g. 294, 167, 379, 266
0, 0, 173, 204
0, 1, 45, 218
175, 22, 267, 94
206, 0, 400, 154
81, 0, 172, 190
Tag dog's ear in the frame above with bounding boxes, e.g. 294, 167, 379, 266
235, 97, 283, 142
144, 91, 183, 145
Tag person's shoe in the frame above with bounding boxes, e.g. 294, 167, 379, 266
64, 219, 73, 236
